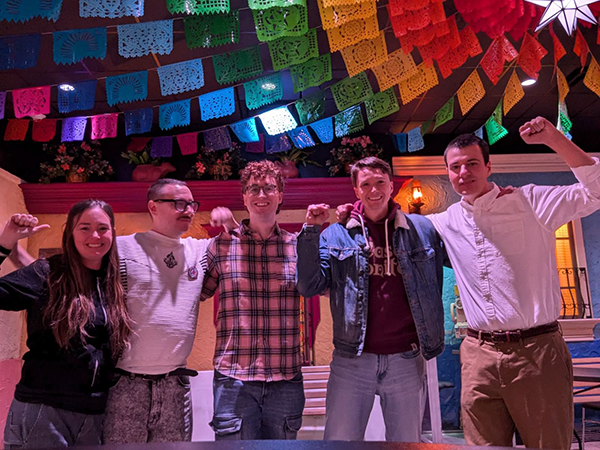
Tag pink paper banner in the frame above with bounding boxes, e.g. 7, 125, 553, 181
177, 132, 199, 155
91, 113, 118, 140
13, 86, 51, 119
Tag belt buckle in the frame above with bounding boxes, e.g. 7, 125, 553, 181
490, 331, 508, 343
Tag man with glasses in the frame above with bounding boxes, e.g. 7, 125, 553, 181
104, 179, 235, 444
200, 160, 305, 440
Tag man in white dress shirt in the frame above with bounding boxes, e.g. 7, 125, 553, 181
427, 116, 600, 449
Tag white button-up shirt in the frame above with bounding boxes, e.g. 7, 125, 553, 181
428, 158, 600, 331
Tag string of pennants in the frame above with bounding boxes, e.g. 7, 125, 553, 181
1, 0, 600, 154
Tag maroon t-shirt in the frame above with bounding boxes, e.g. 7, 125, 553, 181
351, 201, 419, 355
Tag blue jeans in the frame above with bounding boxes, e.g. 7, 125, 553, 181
3, 399, 103, 449
324, 349, 426, 442
210, 370, 305, 440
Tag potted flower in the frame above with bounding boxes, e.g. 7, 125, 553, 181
186, 142, 246, 181
275, 148, 322, 178
326, 135, 383, 176
121, 146, 175, 182
39, 141, 113, 183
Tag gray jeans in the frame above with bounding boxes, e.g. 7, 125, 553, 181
3, 399, 103, 449
103, 374, 192, 444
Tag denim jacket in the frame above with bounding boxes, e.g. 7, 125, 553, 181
296, 210, 445, 360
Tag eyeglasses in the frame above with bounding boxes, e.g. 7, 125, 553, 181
154, 199, 200, 212
244, 184, 278, 196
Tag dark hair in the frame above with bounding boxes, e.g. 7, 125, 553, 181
240, 160, 285, 214
44, 200, 132, 360
147, 179, 189, 203
444, 134, 490, 166
350, 157, 393, 187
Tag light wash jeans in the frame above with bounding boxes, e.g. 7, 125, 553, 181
210, 370, 305, 440
3, 399, 103, 449
324, 348, 426, 442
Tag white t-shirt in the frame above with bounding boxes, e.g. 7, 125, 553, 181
116, 230, 210, 374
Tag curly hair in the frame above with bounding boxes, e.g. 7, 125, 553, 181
240, 160, 285, 194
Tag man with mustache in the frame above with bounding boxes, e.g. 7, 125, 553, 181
427, 116, 600, 449
104, 179, 235, 444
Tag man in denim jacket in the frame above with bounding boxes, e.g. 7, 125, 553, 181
296, 157, 445, 442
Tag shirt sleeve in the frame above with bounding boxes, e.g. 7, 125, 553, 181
200, 238, 219, 302
296, 224, 333, 297
0, 259, 48, 311
522, 157, 600, 231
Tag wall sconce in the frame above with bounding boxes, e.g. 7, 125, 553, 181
408, 180, 425, 214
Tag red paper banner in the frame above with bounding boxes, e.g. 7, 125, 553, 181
549, 24, 566, 68
480, 35, 518, 84
12, 86, 51, 119
32, 119, 57, 142
574, 28, 590, 70
127, 137, 151, 152
436, 26, 482, 78
4, 119, 29, 141
245, 134, 265, 153
517, 33, 548, 81
417, 16, 460, 65
177, 132, 199, 155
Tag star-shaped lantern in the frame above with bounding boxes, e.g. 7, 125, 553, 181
524, 0, 599, 35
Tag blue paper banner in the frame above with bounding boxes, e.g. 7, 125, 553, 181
474, 126, 484, 140
151, 136, 173, 157
309, 117, 334, 144
334, 105, 365, 138
265, 133, 291, 154
198, 87, 235, 121
288, 126, 315, 149
58, 80, 97, 113
230, 118, 259, 143
61, 116, 87, 142
53, 27, 107, 65
204, 127, 232, 151
117, 19, 173, 58
79, 0, 144, 18
106, 71, 148, 106
0, 0, 63, 22
395, 133, 407, 153
0, 92, 5, 120
407, 127, 424, 152
125, 108, 153, 136
157, 58, 204, 96
159, 99, 191, 131
0, 34, 40, 70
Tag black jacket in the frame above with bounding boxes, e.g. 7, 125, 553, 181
0, 255, 112, 414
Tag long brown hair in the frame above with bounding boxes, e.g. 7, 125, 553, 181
44, 200, 132, 359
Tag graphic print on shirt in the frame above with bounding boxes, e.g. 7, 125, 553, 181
164, 251, 178, 268
368, 238, 399, 277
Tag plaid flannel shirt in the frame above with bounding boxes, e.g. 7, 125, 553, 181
200, 220, 301, 382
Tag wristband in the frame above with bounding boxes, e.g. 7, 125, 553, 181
0, 245, 11, 256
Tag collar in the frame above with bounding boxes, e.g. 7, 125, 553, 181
460, 182, 500, 212
238, 219, 281, 238
346, 208, 409, 230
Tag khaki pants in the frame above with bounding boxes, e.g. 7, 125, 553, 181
460, 331, 573, 449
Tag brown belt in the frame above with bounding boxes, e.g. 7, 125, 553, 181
467, 321, 559, 343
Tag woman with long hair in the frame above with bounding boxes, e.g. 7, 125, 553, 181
0, 200, 132, 449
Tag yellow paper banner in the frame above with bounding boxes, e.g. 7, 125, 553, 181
503, 71, 524, 115
372, 48, 419, 92
340, 31, 388, 78
583, 56, 600, 98
317, 0, 377, 30
457, 70, 485, 116
323, 0, 372, 9
398, 62, 439, 105
326, 15, 379, 52
557, 67, 570, 102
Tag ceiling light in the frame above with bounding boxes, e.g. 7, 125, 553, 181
521, 78, 537, 86
59, 84, 75, 91
261, 82, 277, 91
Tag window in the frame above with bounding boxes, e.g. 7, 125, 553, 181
555, 220, 592, 319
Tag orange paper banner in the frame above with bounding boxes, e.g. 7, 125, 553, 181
317, 0, 377, 30
372, 48, 418, 92
457, 70, 485, 115
398, 62, 439, 105
326, 15, 379, 52
557, 67, 570, 103
340, 31, 388, 77
584, 56, 600, 98
503, 71, 524, 115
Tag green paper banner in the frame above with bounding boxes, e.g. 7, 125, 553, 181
331, 72, 373, 112
268, 28, 319, 71
433, 97, 454, 131
184, 11, 239, 49
212, 46, 264, 85
289, 53, 332, 93
167, 0, 230, 15
295, 90, 326, 125
248, 0, 305, 9
252, 5, 308, 42
364, 88, 399, 125
335, 105, 365, 138
244, 72, 283, 110
485, 116, 508, 145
